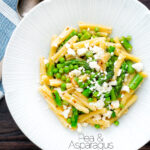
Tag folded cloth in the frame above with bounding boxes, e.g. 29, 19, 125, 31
0, 0, 20, 99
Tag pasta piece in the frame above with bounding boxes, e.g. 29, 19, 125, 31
39, 85, 62, 115
74, 91, 97, 111
121, 90, 134, 105
110, 95, 137, 124
78, 22, 112, 34
86, 118, 110, 128
78, 74, 89, 82
139, 72, 148, 78
40, 57, 48, 85
51, 36, 78, 62
78, 108, 107, 123
121, 51, 140, 63
51, 27, 75, 48
49, 79, 62, 87
49, 34, 58, 60
62, 92, 89, 114
73, 37, 106, 50
113, 53, 126, 80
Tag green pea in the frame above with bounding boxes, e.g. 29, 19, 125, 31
53, 68, 59, 74
61, 75, 66, 81
110, 38, 114, 43
80, 32, 91, 41
69, 64, 74, 70
78, 82, 82, 87
78, 33, 82, 38
64, 66, 70, 73
92, 35, 97, 38
107, 46, 115, 53
87, 80, 91, 85
88, 98, 94, 102
111, 111, 116, 118
82, 88, 92, 97
56, 73, 61, 79
66, 78, 71, 83
74, 65, 78, 69
61, 83, 66, 91
59, 57, 65, 63
74, 77, 79, 82
94, 27, 100, 32
119, 103, 124, 109
94, 124, 100, 129
84, 83, 88, 87
85, 70, 91, 74
90, 74, 95, 79
86, 51, 93, 58
71, 30, 77, 36
82, 29, 87, 34
79, 83, 85, 88
59, 68, 64, 74
114, 120, 119, 126
67, 117, 71, 123
93, 91, 99, 97
96, 32, 101, 37
57, 64, 63, 69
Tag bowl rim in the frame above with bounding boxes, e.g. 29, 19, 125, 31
2, 0, 150, 149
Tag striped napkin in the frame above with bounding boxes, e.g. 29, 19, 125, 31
0, 0, 20, 99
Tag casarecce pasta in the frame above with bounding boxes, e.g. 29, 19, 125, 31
39, 22, 147, 131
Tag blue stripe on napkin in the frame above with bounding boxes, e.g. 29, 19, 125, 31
3, 0, 18, 11
0, 13, 16, 61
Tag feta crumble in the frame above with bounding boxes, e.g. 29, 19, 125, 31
44, 59, 49, 64
132, 63, 143, 72
89, 61, 101, 72
77, 48, 88, 56
76, 88, 83, 92
117, 69, 122, 76
67, 48, 76, 56
103, 111, 112, 119
69, 69, 81, 77
121, 85, 130, 93
61, 106, 71, 118
111, 100, 120, 109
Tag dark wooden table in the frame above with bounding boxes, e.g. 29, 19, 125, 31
0, 0, 150, 149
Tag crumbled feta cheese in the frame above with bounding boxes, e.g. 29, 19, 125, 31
76, 88, 83, 92
84, 43, 89, 49
77, 123, 82, 133
121, 85, 130, 93
52, 42, 58, 47
121, 94, 124, 98
118, 56, 122, 60
109, 80, 117, 86
93, 115, 101, 121
89, 61, 101, 71
89, 100, 105, 109
69, 69, 81, 77
61, 107, 71, 118
67, 48, 76, 56
132, 63, 143, 72
87, 57, 92, 63
124, 74, 129, 82
77, 48, 88, 56
44, 59, 49, 64
103, 111, 112, 119
87, 27, 90, 31
117, 69, 122, 76
65, 43, 70, 49
111, 52, 114, 56
111, 100, 120, 109
81, 123, 88, 127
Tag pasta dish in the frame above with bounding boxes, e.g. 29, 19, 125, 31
39, 22, 147, 131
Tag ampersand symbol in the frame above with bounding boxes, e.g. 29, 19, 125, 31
97, 133, 103, 142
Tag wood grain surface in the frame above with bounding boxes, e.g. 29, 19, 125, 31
0, 0, 150, 149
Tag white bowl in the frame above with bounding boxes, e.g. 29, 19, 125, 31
2, 0, 150, 149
